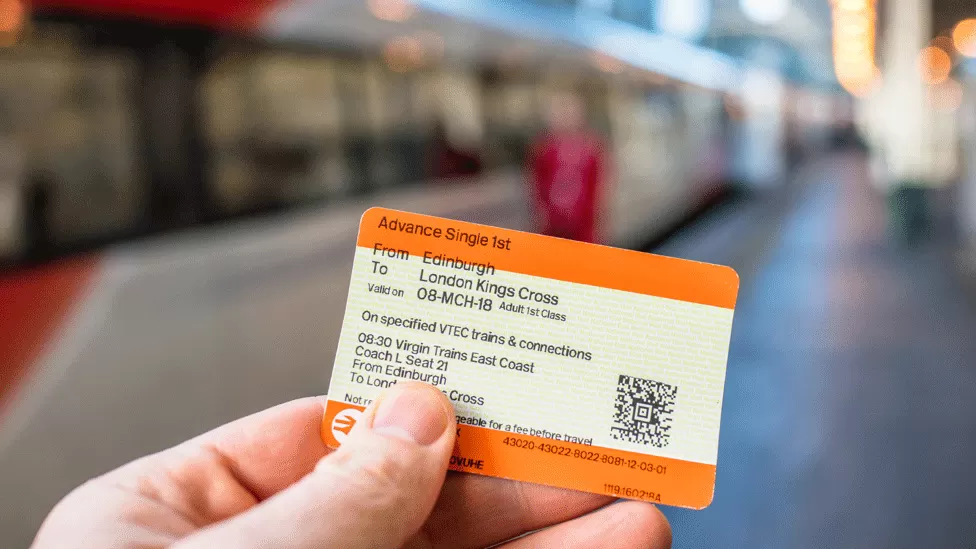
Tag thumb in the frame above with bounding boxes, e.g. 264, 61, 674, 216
174, 382, 456, 549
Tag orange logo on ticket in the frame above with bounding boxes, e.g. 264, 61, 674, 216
323, 208, 738, 509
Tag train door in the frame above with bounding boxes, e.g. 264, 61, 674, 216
0, 134, 21, 260
607, 77, 685, 243
371, 64, 424, 186
681, 86, 725, 199
432, 69, 484, 174
959, 70, 976, 250
483, 67, 538, 166
335, 58, 373, 195
363, 61, 397, 190
411, 69, 439, 179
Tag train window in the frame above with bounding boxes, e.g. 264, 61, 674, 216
0, 24, 142, 258
203, 46, 355, 212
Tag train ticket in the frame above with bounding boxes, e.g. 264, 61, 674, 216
322, 207, 739, 509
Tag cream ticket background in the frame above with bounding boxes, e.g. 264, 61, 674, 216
328, 247, 734, 466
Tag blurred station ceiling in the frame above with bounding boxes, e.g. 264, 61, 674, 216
27, 0, 976, 92
704, 0, 835, 87
269, 0, 838, 89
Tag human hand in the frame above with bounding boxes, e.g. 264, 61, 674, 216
32, 382, 671, 548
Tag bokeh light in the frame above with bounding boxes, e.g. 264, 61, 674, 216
918, 46, 952, 85
0, 0, 24, 37
740, 0, 790, 25
832, 0, 878, 97
953, 19, 976, 58
836, 0, 869, 11
368, 0, 414, 23
655, 0, 712, 41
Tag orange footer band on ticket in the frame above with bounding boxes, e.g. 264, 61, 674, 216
323, 208, 738, 510
322, 400, 718, 508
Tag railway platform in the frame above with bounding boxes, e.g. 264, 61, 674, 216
3, 153, 976, 547
662, 153, 976, 548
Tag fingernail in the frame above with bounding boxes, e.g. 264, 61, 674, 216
372, 384, 449, 445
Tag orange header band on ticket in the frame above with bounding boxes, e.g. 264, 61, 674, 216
358, 208, 738, 310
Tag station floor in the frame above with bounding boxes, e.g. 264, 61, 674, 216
660, 154, 976, 548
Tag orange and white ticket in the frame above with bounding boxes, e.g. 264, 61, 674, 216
323, 208, 739, 509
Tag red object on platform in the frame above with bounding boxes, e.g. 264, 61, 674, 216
529, 132, 606, 243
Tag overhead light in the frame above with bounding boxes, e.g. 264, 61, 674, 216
654, 0, 712, 41
835, 0, 869, 12
842, 22, 868, 36
368, 0, 414, 23
831, 0, 878, 97
953, 19, 976, 58
0, 0, 24, 38
740, 0, 790, 25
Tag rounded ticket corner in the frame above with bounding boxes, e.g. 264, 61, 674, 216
361, 206, 393, 224
690, 488, 717, 511
719, 264, 741, 290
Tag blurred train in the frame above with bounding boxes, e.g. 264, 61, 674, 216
0, 1, 842, 545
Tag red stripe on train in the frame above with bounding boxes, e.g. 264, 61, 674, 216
31, 0, 281, 30
0, 257, 99, 413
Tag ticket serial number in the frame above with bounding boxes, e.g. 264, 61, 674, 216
603, 484, 662, 502
501, 437, 668, 475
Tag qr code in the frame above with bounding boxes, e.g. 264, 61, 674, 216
611, 375, 677, 448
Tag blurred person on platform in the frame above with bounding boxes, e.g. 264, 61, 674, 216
529, 93, 607, 244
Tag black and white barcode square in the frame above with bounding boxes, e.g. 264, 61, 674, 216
611, 375, 677, 448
